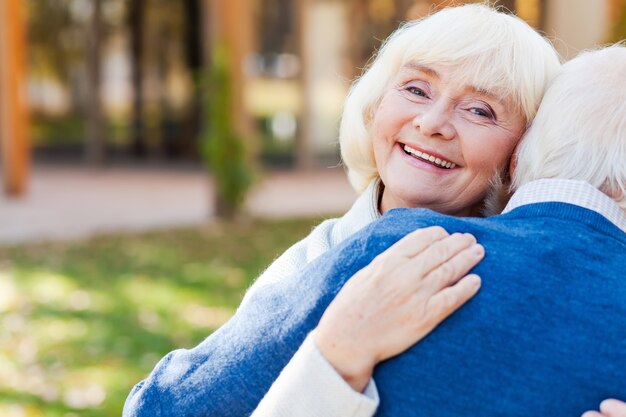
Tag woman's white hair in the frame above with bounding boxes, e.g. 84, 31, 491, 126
512, 44, 626, 209
339, 3, 561, 192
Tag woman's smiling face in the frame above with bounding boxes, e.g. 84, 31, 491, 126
372, 62, 527, 215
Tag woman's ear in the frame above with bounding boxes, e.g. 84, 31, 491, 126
509, 131, 527, 180
478, 168, 512, 217
509, 152, 518, 179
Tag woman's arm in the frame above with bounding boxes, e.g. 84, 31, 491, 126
252, 226, 484, 417
124, 188, 381, 417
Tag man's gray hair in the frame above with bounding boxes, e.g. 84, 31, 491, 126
513, 44, 626, 209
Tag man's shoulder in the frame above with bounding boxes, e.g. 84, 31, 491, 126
374, 207, 494, 237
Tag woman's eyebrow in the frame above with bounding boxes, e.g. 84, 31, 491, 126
466, 86, 506, 106
401, 62, 439, 78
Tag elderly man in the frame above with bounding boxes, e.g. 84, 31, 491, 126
124, 46, 626, 417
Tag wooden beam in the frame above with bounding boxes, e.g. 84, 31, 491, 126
0, 0, 30, 196
205, 0, 255, 141
516, 0, 541, 28
609, 0, 623, 22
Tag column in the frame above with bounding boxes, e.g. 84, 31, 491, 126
0, 0, 30, 196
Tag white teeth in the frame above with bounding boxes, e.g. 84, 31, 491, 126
402, 145, 456, 169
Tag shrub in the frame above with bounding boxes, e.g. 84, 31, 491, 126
200, 43, 253, 218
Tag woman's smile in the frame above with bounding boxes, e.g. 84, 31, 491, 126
400, 143, 458, 170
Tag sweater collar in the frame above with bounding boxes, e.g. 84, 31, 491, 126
503, 179, 626, 234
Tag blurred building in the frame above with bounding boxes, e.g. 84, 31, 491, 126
1, 0, 625, 195
256, 0, 624, 166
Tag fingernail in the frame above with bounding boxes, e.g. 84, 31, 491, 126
468, 274, 482, 287
463, 232, 476, 242
472, 244, 484, 256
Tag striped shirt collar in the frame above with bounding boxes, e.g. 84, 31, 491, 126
503, 179, 626, 234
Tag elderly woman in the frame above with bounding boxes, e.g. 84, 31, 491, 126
124, 4, 566, 417
240, 2, 558, 304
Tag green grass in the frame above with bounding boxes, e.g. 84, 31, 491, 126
0, 217, 322, 417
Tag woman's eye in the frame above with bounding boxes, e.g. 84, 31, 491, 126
469, 107, 494, 119
406, 86, 428, 98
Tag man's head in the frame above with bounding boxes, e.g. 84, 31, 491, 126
513, 44, 626, 209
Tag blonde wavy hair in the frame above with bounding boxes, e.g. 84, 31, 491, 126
339, 3, 561, 192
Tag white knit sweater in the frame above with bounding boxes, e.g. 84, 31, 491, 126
240, 180, 380, 308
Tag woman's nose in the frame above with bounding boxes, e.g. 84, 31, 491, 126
412, 101, 455, 140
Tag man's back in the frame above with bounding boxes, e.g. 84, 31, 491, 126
370, 203, 626, 415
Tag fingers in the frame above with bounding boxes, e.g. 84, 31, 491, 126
421, 232, 478, 272
423, 274, 481, 330
601, 399, 626, 416
582, 412, 604, 417
399, 232, 480, 287
423, 240, 485, 292
381, 226, 449, 260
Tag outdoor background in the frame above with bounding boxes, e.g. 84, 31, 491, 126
0, 0, 625, 416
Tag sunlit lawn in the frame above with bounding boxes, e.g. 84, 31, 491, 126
0, 217, 321, 417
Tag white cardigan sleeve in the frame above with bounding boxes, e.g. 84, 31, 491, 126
251, 333, 379, 417
238, 216, 338, 308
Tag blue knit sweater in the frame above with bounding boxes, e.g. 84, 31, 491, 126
124, 202, 626, 417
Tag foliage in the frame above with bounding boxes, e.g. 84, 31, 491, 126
0, 217, 319, 417
201, 44, 253, 218
26, 0, 85, 81
31, 114, 86, 146
26, 0, 125, 80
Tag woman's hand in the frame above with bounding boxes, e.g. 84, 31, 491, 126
582, 399, 626, 417
314, 226, 484, 392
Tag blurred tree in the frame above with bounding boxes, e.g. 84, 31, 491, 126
27, 0, 113, 162
85, 0, 105, 165
129, 0, 146, 156
181, 0, 203, 158
28, 0, 197, 161
26, 0, 82, 82
138, 0, 193, 158
27, 0, 88, 122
